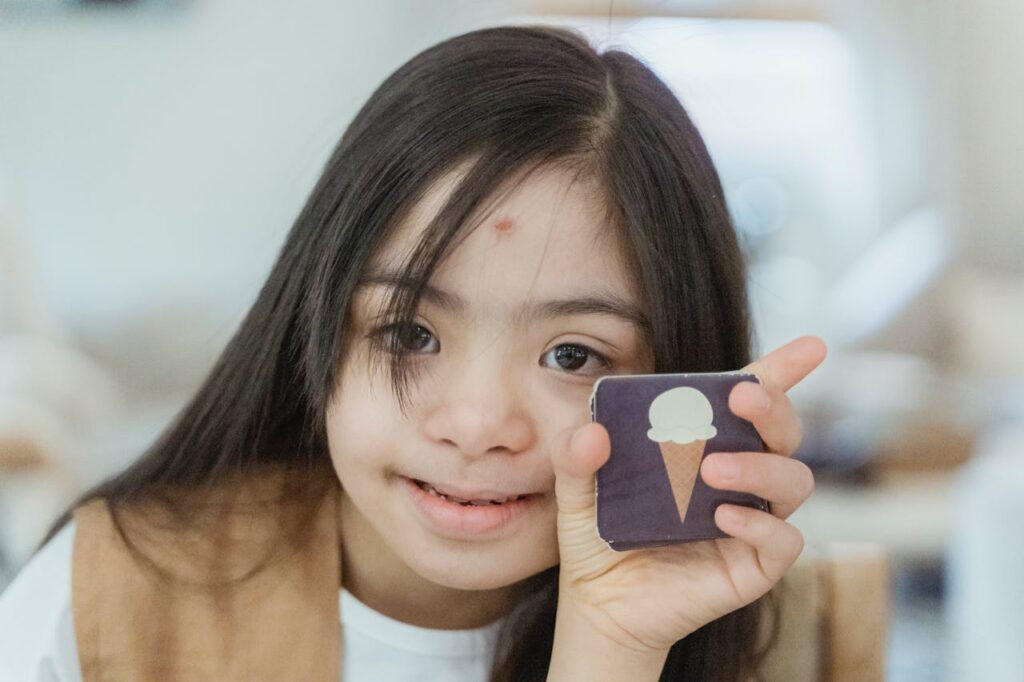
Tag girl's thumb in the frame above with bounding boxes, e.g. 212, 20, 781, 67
552, 422, 611, 517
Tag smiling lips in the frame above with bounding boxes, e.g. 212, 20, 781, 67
410, 478, 532, 506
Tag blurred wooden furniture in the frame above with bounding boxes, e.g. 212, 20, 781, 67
0, 436, 47, 471
759, 542, 890, 681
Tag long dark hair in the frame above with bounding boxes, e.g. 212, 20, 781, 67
41, 24, 776, 681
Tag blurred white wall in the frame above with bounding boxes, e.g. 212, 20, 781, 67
946, 1, 1024, 272
0, 0, 511, 330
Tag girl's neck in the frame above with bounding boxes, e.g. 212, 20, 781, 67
337, 489, 518, 630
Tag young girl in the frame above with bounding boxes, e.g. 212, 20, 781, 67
0, 24, 825, 681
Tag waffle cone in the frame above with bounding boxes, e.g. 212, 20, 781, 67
659, 440, 707, 523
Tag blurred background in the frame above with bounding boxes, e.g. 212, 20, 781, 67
1, 0, 1021, 679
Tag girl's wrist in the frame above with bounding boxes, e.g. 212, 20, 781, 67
547, 589, 671, 682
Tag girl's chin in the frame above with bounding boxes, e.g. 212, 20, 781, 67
416, 566, 529, 592
408, 552, 557, 593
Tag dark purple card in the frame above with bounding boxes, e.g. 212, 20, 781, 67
590, 371, 771, 551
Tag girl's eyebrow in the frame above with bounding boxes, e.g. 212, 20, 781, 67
357, 270, 651, 333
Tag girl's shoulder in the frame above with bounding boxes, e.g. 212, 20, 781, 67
0, 520, 80, 681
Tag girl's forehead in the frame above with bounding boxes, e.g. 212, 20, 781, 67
356, 166, 644, 326
374, 164, 628, 285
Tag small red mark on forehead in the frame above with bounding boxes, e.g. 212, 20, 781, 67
493, 217, 515, 234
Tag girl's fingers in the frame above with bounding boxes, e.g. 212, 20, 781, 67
731, 336, 827, 456
742, 335, 827, 394
728, 380, 802, 456
701, 451, 814, 520
552, 423, 618, 577
714, 504, 805, 587
552, 422, 610, 517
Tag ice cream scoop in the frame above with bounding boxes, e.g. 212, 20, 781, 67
646, 386, 718, 444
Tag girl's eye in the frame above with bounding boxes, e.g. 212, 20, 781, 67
371, 322, 439, 354
541, 343, 610, 375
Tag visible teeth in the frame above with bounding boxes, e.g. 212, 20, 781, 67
416, 480, 524, 506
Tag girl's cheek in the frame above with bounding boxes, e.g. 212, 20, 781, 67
532, 387, 594, 458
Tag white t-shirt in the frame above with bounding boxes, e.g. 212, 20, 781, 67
0, 521, 503, 681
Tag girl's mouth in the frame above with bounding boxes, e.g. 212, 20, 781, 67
412, 479, 529, 505
402, 476, 540, 538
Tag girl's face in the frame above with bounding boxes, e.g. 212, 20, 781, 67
326, 164, 652, 595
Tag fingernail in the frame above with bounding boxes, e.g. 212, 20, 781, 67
719, 505, 746, 527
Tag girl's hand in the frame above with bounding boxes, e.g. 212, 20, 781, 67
551, 335, 826, 656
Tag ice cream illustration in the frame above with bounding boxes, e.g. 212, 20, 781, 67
646, 387, 718, 524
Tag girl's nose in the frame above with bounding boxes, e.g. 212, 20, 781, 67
420, 358, 535, 458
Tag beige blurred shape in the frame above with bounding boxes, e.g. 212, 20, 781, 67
0, 210, 121, 569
